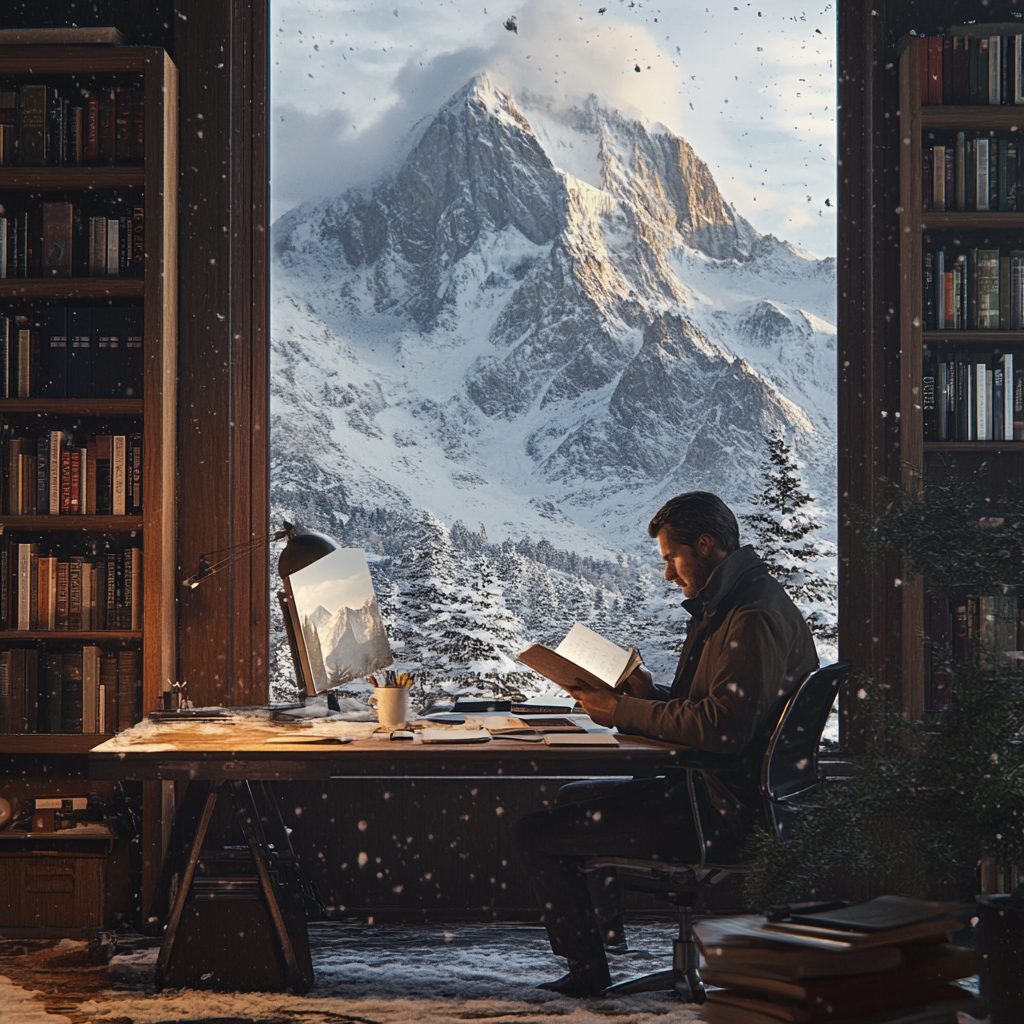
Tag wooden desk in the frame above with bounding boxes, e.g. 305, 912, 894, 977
88, 718, 688, 782
89, 717, 689, 989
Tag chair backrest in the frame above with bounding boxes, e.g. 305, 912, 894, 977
760, 661, 851, 834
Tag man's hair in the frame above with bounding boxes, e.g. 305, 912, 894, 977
647, 492, 740, 553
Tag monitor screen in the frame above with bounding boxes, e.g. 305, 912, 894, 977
282, 547, 393, 696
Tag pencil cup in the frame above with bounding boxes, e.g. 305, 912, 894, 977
373, 687, 409, 731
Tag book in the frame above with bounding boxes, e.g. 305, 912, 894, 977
543, 732, 619, 745
40, 654, 61, 733
518, 621, 642, 691
785, 896, 970, 932
67, 306, 92, 398
117, 648, 140, 730
39, 306, 68, 398
18, 84, 46, 166
41, 201, 74, 277
82, 645, 101, 734
100, 654, 117, 733
60, 651, 84, 732
705, 984, 969, 1024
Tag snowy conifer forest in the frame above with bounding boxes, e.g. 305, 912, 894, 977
269, 77, 837, 705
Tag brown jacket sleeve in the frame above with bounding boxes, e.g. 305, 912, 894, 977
612, 606, 793, 754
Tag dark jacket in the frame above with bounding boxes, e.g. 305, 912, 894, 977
612, 545, 818, 860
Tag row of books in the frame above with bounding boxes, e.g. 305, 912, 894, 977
925, 588, 1021, 711
2, 429, 142, 516
696, 896, 981, 1024
922, 350, 1022, 441
921, 248, 1024, 330
922, 135, 1022, 211
918, 32, 1024, 106
0, 83, 144, 167
0, 307, 143, 398
0, 645, 141, 735
0, 544, 142, 632
0, 202, 144, 278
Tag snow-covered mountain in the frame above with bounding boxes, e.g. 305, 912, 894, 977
271, 75, 835, 559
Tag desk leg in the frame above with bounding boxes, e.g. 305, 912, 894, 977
153, 781, 219, 991
230, 780, 304, 992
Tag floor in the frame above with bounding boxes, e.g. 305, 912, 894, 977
0, 920, 712, 1024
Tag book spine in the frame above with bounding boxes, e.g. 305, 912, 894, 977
105, 217, 118, 277
114, 86, 133, 164
69, 557, 83, 631
17, 84, 46, 166
10, 649, 25, 732
39, 305, 68, 399
60, 449, 71, 514
1001, 256, 1012, 327
0, 651, 9, 732
129, 433, 143, 513
131, 204, 144, 276
105, 553, 116, 629
1005, 353, 1015, 441
132, 88, 145, 163
117, 648, 140, 730
955, 131, 966, 210
16, 543, 34, 630
991, 35, 1003, 103
942, 35, 954, 103
24, 649, 38, 733
994, 363, 1005, 441
933, 145, 945, 210
97, 88, 115, 164
922, 147, 932, 210
922, 348, 937, 442
130, 548, 142, 630
112, 435, 126, 515
56, 561, 69, 630
69, 450, 80, 515
16, 326, 31, 398
68, 305, 92, 398
82, 646, 99, 734
41, 201, 73, 277
100, 655, 117, 733
60, 652, 83, 733
47, 430, 62, 515
922, 251, 935, 329
978, 138, 990, 210
35, 435, 47, 516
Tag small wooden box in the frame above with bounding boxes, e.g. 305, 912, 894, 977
0, 840, 131, 936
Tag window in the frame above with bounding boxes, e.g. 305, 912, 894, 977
269, 1, 838, 715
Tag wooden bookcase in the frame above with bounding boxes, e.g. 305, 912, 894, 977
898, 35, 1024, 720
0, 46, 177, 754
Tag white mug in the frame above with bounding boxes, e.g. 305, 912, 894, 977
373, 687, 409, 731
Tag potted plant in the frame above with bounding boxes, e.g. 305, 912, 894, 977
744, 465, 1024, 1020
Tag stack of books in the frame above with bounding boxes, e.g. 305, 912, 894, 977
695, 896, 983, 1024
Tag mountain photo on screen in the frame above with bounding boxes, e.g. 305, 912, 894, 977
287, 547, 394, 690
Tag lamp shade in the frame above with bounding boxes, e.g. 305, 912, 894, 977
277, 521, 339, 578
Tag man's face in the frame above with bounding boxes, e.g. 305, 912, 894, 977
657, 528, 719, 599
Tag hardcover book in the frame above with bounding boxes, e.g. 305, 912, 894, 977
518, 621, 642, 691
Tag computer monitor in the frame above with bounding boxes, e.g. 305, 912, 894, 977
280, 545, 393, 697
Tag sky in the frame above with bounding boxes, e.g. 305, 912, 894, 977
270, 0, 837, 257
288, 546, 378, 616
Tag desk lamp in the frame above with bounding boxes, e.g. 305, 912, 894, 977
183, 521, 344, 712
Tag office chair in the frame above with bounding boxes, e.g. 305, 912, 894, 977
583, 660, 851, 1002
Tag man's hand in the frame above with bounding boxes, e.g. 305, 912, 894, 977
621, 663, 653, 699
562, 676, 623, 728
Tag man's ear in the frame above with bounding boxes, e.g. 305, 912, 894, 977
696, 533, 718, 557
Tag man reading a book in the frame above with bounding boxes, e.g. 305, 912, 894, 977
516, 491, 818, 997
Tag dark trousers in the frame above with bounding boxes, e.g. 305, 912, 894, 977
515, 775, 702, 973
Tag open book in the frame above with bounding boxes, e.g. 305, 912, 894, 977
517, 622, 642, 691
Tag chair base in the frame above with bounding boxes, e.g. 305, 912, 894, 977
604, 935, 706, 1003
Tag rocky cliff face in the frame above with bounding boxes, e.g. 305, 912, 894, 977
271, 75, 836, 556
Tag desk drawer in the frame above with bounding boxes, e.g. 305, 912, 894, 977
0, 850, 127, 931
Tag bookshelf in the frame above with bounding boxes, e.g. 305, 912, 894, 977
898, 35, 1024, 720
0, 46, 177, 753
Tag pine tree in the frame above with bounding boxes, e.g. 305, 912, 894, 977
743, 433, 837, 647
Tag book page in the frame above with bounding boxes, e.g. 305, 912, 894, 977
555, 622, 632, 687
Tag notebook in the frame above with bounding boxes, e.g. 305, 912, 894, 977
543, 733, 619, 746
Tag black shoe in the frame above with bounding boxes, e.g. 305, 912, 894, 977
604, 940, 629, 955
537, 971, 608, 998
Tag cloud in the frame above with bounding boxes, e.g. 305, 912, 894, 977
271, 0, 676, 220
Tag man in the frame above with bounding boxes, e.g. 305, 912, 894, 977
515, 491, 818, 997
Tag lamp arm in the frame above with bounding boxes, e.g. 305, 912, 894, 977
183, 530, 289, 588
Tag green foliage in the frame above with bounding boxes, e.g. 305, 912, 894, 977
743, 662, 1024, 911
861, 462, 1024, 593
